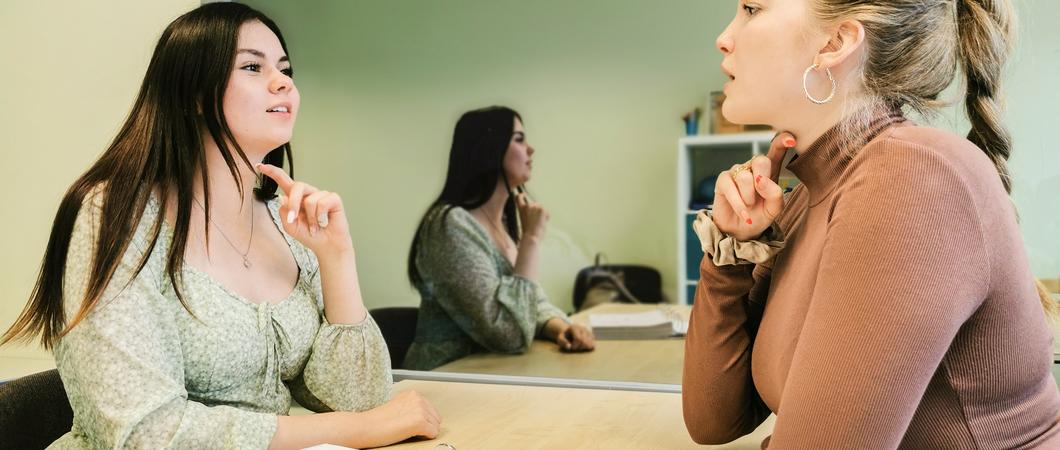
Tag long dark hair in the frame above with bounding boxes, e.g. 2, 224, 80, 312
407, 106, 523, 287
1, 2, 294, 349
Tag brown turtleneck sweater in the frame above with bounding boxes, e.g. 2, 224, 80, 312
682, 112, 1060, 449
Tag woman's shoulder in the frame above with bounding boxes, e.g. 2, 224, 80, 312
844, 122, 1010, 215
422, 203, 477, 231
858, 123, 1000, 183
417, 204, 489, 253
72, 182, 165, 245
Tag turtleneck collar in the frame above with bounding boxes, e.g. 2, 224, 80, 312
787, 108, 907, 206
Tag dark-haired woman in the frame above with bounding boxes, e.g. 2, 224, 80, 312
404, 106, 595, 371
1, 3, 439, 448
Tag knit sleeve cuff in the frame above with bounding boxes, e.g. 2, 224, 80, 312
692, 210, 785, 266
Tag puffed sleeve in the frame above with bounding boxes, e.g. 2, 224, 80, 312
295, 256, 393, 412
253, 198, 394, 414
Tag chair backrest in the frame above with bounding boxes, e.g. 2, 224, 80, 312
0, 369, 73, 449
370, 307, 419, 370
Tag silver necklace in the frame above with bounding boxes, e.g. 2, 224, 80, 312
192, 196, 255, 269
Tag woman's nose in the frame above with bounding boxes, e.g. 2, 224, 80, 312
270, 69, 293, 93
716, 23, 734, 55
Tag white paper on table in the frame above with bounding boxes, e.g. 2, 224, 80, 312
589, 309, 689, 338
589, 310, 672, 328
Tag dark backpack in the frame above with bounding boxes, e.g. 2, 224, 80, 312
572, 254, 664, 312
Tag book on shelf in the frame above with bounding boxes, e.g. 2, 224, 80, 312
588, 309, 688, 340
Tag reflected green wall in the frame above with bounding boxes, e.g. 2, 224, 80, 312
242, 0, 733, 311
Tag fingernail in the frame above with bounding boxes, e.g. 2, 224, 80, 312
784, 138, 796, 147
746, 218, 753, 225
318, 213, 329, 228
756, 175, 762, 184
309, 226, 317, 236
287, 211, 296, 224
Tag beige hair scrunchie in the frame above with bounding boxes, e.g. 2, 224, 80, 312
692, 210, 785, 266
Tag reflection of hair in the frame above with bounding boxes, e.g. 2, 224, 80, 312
407, 106, 522, 287
814, 1, 1057, 315
1, 3, 294, 349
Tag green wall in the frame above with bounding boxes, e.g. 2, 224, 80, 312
0, 0, 201, 359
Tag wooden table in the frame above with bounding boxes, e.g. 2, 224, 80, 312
382, 379, 774, 450
433, 303, 689, 385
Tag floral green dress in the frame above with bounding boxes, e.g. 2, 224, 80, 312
404, 206, 568, 370
49, 192, 391, 449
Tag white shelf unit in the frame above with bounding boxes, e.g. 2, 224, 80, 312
675, 132, 775, 305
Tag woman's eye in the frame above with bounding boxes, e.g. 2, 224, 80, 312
281, 68, 293, 77
241, 63, 261, 72
743, 5, 759, 16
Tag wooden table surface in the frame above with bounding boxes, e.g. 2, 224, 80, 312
433, 303, 690, 385
381, 379, 774, 450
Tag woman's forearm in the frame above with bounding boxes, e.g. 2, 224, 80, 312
316, 249, 368, 324
270, 410, 406, 450
514, 234, 542, 280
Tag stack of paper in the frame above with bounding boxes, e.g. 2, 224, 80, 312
588, 310, 687, 340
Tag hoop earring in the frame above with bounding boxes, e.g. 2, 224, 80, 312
803, 63, 836, 105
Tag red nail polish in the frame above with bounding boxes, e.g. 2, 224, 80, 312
756, 175, 762, 184
746, 218, 753, 225
784, 138, 796, 147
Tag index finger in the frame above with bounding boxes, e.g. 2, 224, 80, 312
256, 163, 294, 192
515, 192, 530, 208
766, 132, 796, 182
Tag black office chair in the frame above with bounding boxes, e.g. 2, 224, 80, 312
370, 307, 419, 370
0, 369, 73, 449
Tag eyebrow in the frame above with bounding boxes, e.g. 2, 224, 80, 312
237, 48, 290, 63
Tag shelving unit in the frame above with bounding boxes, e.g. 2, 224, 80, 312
675, 132, 783, 305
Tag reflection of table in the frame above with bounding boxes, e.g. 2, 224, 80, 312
433, 303, 689, 385
383, 379, 774, 449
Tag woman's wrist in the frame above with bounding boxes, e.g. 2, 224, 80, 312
693, 210, 785, 267
518, 232, 543, 248
541, 317, 569, 341
314, 240, 355, 265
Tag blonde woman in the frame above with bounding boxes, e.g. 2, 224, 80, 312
683, 0, 1059, 447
